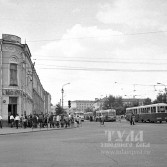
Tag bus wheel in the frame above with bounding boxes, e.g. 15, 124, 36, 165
160, 121, 162, 123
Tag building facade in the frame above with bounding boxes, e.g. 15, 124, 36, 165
0, 34, 51, 124
71, 100, 95, 113
44, 91, 51, 114
122, 98, 145, 106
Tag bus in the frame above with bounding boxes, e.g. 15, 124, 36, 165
96, 109, 116, 122
126, 103, 167, 123
74, 111, 84, 121
84, 112, 93, 121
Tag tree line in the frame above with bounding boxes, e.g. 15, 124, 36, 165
84, 93, 167, 115
54, 93, 167, 116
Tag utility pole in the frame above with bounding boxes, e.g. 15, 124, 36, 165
61, 83, 70, 109
61, 88, 64, 109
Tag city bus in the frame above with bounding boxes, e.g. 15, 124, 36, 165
84, 112, 93, 121
96, 109, 116, 122
74, 111, 84, 121
126, 103, 167, 123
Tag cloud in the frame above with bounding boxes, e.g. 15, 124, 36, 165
96, 0, 167, 30
34, 24, 123, 58
72, 8, 81, 14
33, 23, 167, 104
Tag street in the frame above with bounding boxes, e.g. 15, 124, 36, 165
0, 120, 167, 167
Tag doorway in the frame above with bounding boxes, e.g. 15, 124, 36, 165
8, 97, 17, 123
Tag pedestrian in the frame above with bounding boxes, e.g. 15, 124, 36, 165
60, 114, 65, 128
14, 114, 20, 129
53, 114, 56, 128
56, 115, 60, 128
132, 113, 135, 125
76, 115, 80, 127
38, 114, 43, 128
0, 115, 2, 128
32, 114, 38, 128
64, 115, 69, 128
20, 114, 23, 128
23, 114, 27, 128
10, 114, 14, 128
49, 113, 54, 128
100, 115, 105, 126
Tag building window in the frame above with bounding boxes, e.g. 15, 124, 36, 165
10, 63, 18, 86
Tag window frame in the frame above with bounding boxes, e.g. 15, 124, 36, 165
10, 63, 18, 86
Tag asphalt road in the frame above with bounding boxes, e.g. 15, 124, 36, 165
0, 120, 167, 167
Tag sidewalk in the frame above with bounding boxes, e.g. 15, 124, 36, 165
0, 126, 74, 135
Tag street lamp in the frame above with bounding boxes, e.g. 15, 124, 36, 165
61, 83, 70, 109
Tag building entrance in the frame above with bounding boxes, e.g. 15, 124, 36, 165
8, 97, 17, 123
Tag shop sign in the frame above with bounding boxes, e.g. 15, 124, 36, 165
2, 89, 22, 96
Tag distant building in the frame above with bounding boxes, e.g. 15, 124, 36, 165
70, 100, 95, 113
122, 98, 145, 106
92, 98, 107, 110
44, 91, 51, 114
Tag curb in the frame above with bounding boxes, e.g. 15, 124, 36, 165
0, 126, 77, 136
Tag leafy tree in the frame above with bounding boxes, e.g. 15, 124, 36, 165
143, 98, 152, 105
102, 95, 124, 115
153, 93, 167, 104
55, 103, 65, 115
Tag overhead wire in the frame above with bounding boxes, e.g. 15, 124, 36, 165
26, 30, 167, 43
33, 59, 167, 65
36, 66, 167, 72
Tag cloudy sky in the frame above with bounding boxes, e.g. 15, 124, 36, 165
1, 0, 167, 105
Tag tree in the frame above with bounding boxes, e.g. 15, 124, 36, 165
153, 93, 167, 104
102, 95, 124, 115
55, 103, 65, 115
143, 98, 152, 105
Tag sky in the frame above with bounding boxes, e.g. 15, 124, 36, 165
1, 0, 167, 105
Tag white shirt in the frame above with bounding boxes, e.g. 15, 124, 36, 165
15, 116, 20, 121
10, 115, 14, 120
0, 116, 2, 120
56, 115, 60, 121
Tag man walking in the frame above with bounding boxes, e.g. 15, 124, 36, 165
131, 113, 135, 125
10, 114, 14, 128
14, 114, 20, 129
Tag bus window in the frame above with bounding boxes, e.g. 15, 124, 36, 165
151, 107, 156, 113
165, 106, 167, 113
160, 106, 165, 113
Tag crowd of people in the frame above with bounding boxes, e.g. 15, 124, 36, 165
0, 112, 82, 129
